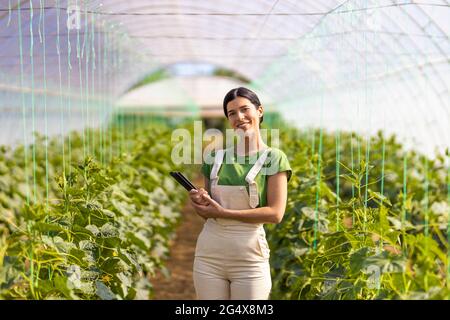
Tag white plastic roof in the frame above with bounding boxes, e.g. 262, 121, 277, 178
0, 0, 449, 155
1, 1, 447, 95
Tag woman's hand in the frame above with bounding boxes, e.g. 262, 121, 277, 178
189, 188, 210, 206
191, 193, 226, 219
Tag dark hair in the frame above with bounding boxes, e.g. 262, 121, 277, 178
223, 87, 263, 124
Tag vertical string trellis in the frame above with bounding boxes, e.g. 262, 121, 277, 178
106, 25, 113, 163
83, 0, 90, 157
90, 6, 96, 157
101, 19, 107, 165
379, 19, 388, 256
29, 0, 37, 204
74, 0, 85, 161
17, 0, 31, 204
66, 0, 72, 175
312, 22, 326, 251
56, 0, 66, 179
40, 0, 49, 206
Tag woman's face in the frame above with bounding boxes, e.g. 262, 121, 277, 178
226, 97, 263, 135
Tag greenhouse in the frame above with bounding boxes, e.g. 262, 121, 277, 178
0, 0, 449, 301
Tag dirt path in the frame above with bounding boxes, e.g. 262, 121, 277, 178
150, 177, 205, 300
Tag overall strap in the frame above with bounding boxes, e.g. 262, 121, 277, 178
210, 149, 225, 190
245, 148, 272, 208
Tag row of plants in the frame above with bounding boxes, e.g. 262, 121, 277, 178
0, 123, 185, 299
266, 127, 449, 299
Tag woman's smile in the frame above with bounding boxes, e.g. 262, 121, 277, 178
226, 96, 262, 133
236, 122, 251, 130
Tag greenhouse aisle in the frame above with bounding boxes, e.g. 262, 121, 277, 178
150, 176, 205, 300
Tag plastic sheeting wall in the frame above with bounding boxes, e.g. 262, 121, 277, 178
0, 0, 449, 157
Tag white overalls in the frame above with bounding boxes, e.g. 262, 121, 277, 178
193, 148, 272, 300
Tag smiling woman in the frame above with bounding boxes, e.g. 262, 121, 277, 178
223, 87, 264, 130
188, 87, 292, 300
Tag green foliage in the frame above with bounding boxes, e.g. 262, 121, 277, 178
0, 125, 185, 299
268, 128, 449, 300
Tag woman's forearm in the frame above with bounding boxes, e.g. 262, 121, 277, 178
220, 206, 282, 224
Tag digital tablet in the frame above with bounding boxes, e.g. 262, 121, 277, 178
169, 171, 197, 191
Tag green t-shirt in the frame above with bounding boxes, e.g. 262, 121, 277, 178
201, 148, 292, 207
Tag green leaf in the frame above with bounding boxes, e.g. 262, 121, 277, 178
34, 222, 66, 233
368, 189, 392, 206
364, 251, 407, 274
101, 257, 129, 274
102, 209, 116, 218
79, 240, 97, 252
72, 224, 96, 238
85, 224, 100, 237
119, 250, 142, 274
54, 274, 77, 300
126, 231, 151, 251
349, 247, 371, 274
116, 272, 132, 297
68, 248, 87, 266
100, 223, 119, 238
103, 237, 121, 248
111, 199, 136, 217
78, 281, 95, 296
95, 281, 116, 300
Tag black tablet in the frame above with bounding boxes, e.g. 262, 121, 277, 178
169, 171, 197, 191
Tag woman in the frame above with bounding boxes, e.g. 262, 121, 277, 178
189, 87, 292, 300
